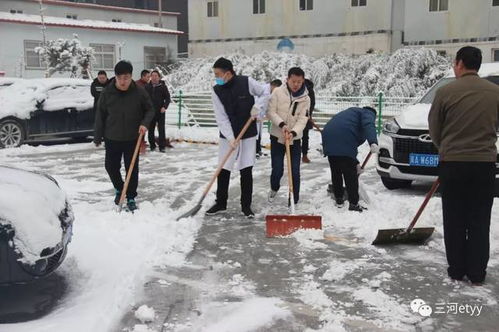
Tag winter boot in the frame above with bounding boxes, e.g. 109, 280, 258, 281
114, 189, 121, 205
205, 203, 227, 216
348, 203, 366, 212
127, 198, 138, 212
242, 207, 255, 219
268, 190, 278, 203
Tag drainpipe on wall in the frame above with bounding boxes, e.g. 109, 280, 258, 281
158, 0, 163, 28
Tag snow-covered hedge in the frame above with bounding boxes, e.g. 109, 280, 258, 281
165, 48, 450, 97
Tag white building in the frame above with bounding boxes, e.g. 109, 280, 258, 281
0, 0, 183, 78
187, 0, 499, 61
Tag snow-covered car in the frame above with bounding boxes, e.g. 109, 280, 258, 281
0, 166, 74, 285
0, 77, 22, 90
0, 78, 94, 148
377, 63, 499, 195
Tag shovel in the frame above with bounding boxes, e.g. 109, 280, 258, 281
176, 117, 255, 221
372, 179, 438, 245
265, 135, 322, 237
117, 132, 144, 212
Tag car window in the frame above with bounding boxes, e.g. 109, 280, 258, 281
485, 76, 499, 85
43, 84, 92, 111
419, 77, 455, 104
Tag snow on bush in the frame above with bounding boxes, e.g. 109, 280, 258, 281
134, 305, 156, 323
35, 34, 95, 78
164, 48, 450, 97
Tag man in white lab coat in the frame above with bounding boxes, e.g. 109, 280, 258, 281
207, 57, 270, 218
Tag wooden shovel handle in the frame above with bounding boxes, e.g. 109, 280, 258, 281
201, 117, 256, 198
310, 119, 322, 132
118, 132, 144, 205
406, 179, 440, 232
285, 135, 295, 214
360, 152, 372, 170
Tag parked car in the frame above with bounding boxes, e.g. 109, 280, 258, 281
0, 77, 22, 90
0, 166, 74, 285
0, 78, 94, 148
377, 63, 499, 195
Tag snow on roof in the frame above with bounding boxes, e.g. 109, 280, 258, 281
0, 12, 183, 35
28, 0, 180, 16
0, 166, 67, 263
0, 78, 93, 120
445, 63, 499, 78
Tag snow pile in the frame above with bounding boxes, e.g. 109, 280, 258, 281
165, 48, 450, 97
0, 78, 92, 119
134, 305, 155, 323
0, 166, 67, 262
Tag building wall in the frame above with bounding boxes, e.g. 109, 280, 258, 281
0, 21, 178, 78
188, 0, 393, 57
2, 0, 178, 30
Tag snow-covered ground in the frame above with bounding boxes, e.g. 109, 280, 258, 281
0, 128, 498, 331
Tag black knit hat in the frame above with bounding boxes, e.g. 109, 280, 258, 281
114, 60, 133, 75
213, 57, 234, 73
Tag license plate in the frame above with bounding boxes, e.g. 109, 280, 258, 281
409, 153, 439, 167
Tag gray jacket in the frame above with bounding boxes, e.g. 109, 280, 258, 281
94, 79, 155, 143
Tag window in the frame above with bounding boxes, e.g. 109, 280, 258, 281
494, 0, 499, 6
10, 9, 23, 14
299, 0, 313, 10
253, 0, 265, 14
66, 14, 78, 19
351, 0, 367, 7
429, 0, 448, 12
144, 47, 167, 68
207, 1, 219, 17
24, 40, 44, 69
493, 49, 499, 62
90, 44, 115, 70
112, 18, 122, 22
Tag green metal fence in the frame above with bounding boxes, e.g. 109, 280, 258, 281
171, 90, 419, 133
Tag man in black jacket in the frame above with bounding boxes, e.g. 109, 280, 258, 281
90, 70, 108, 112
94, 61, 155, 211
301, 78, 316, 163
145, 70, 172, 152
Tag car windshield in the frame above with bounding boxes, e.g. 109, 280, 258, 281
419, 77, 455, 104
419, 75, 499, 104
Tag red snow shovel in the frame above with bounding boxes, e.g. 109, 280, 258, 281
371, 179, 438, 245
176, 117, 255, 221
265, 135, 322, 237
117, 132, 144, 212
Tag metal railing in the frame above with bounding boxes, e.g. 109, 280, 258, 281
171, 91, 420, 133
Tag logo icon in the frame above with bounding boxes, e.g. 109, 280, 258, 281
411, 298, 433, 317
418, 134, 433, 143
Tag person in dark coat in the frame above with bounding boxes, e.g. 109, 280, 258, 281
145, 70, 172, 152
90, 70, 108, 111
301, 78, 316, 163
322, 106, 379, 212
94, 61, 155, 211
429, 46, 499, 285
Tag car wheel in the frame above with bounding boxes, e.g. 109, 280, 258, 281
381, 177, 413, 190
0, 118, 25, 148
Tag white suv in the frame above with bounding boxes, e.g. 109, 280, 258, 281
377, 63, 499, 195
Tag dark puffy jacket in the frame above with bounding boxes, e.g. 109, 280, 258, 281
304, 79, 316, 129
90, 78, 109, 109
322, 107, 378, 159
94, 79, 155, 143
145, 81, 171, 112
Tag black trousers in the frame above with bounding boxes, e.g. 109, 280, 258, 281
256, 131, 262, 154
270, 136, 301, 204
104, 139, 139, 199
302, 127, 310, 156
328, 156, 359, 205
216, 167, 253, 209
439, 161, 495, 283
148, 112, 166, 149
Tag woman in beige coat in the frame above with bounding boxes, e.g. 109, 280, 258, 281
267, 67, 311, 205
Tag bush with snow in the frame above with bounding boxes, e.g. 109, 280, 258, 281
164, 48, 450, 97
134, 305, 156, 323
35, 34, 95, 78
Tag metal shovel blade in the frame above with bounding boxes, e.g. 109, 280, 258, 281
265, 214, 322, 237
176, 203, 202, 221
371, 227, 435, 245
